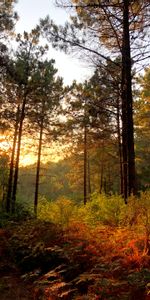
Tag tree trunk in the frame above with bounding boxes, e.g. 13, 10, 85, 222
87, 154, 91, 199
116, 95, 123, 195
6, 105, 20, 213
99, 141, 104, 194
121, 0, 136, 202
83, 123, 87, 205
11, 95, 27, 213
108, 166, 112, 194
34, 108, 44, 216
121, 96, 128, 202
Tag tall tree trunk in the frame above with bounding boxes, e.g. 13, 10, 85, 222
87, 154, 91, 199
123, 0, 136, 196
83, 123, 87, 205
116, 95, 123, 195
34, 110, 44, 216
108, 166, 112, 194
121, 97, 128, 202
99, 141, 104, 194
11, 95, 27, 213
121, 0, 136, 202
6, 105, 20, 213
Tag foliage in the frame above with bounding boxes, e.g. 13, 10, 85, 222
3, 204, 150, 299
0, 191, 150, 299
39, 0, 150, 198
135, 67, 150, 189
38, 196, 76, 228
0, 0, 18, 76
26, 190, 150, 236
0, 1, 150, 298
76, 193, 126, 227
8, 219, 65, 272
0, 0, 18, 35
0, 201, 33, 228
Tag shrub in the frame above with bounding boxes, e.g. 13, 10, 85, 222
76, 193, 126, 227
38, 196, 76, 228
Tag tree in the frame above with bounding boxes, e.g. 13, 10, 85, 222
89, 62, 123, 194
121, 0, 135, 201
39, 0, 150, 200
135, 67, 150, 189
0, 151, 9, 206
29, 59, 63, 216
4, 30, 49, 213
0, 0, 17, 36
61, 79, 117, 203
0, 0, 18, 74
0, 0, 18, 132
6, 105, 20, 212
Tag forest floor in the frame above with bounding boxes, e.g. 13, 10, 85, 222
0, 220, 150, 300
0, 228, 34, 299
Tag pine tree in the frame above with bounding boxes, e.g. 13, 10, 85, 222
39, 0, 150, 199
29, 59, 63, 216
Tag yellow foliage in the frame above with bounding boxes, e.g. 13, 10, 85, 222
38, 196, 76, 229
37, 191, 150, 264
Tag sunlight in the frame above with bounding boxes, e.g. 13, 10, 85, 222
0, 134, 12, 153
0, 132, 65, 166
19, 153, 37, 167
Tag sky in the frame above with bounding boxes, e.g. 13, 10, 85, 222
14, 0, 92, 85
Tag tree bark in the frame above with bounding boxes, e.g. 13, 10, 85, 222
87, 154, 91, 198
6, 105, 20, 213
83, 122, 87, 205
11, 95, 27, 213
121, 0, 136, 202
116, 94, 123, 195
34, 102, 45, 216
99, 141, 104, 194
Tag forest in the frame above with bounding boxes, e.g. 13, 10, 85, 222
0, 0, 150, 299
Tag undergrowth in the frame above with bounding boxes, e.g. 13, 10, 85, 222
0, 191, 150, 299
38, 191, 150, 238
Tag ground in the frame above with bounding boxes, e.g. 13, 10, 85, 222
0, 221, 150, 300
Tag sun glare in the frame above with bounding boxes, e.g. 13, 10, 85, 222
19, 154, 37, 167
0, 134, 12, 152
0, 133, 65, 167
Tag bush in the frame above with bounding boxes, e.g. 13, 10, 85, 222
38, 196, 76, 228
8, 219, 65, 272
76, 193, 126, 227
38, 191, 150, 233
0, 200, 34, 228
121, 191, 150, 227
